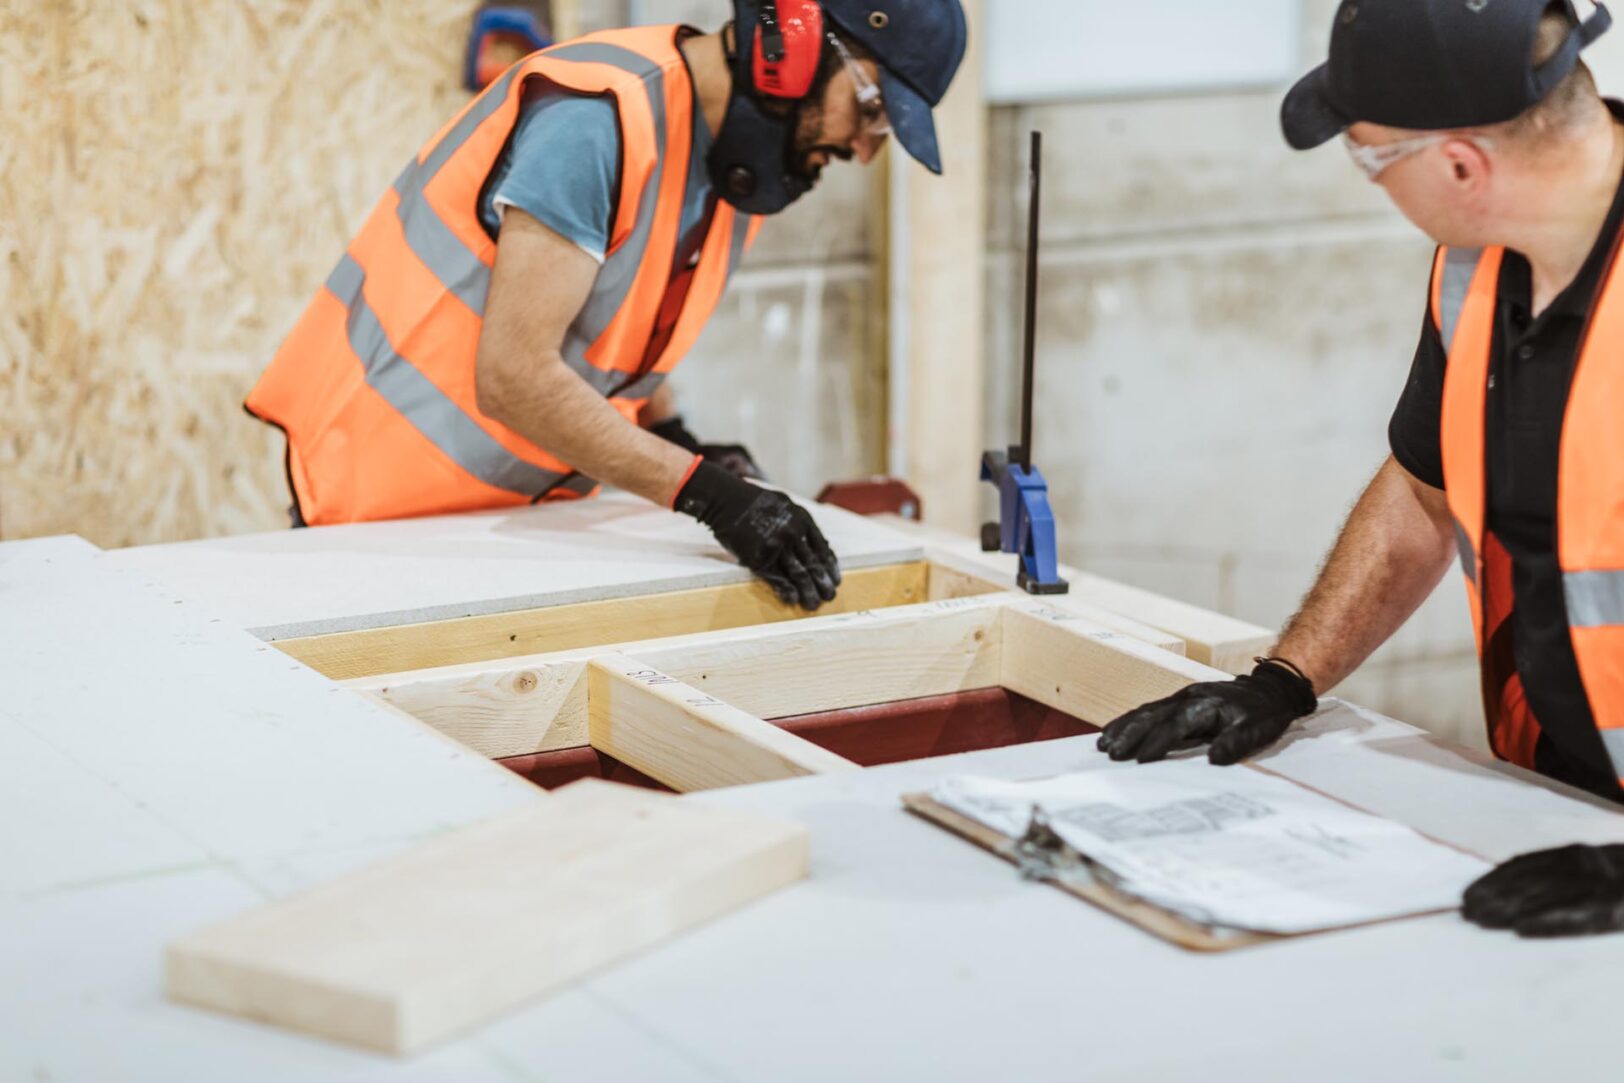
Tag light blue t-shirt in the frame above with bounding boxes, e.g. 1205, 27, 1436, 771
479, 81, 715, 267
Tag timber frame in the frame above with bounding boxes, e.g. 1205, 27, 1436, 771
161, 537, 1277, 1051
341, 582, 1232, 794
249, 537, 1269, 794
280, 548, 1266, 682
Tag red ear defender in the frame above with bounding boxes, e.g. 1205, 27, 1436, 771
752, 0, 823, 99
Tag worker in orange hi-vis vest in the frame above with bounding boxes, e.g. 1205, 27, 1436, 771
1100, 0, 1624, 937
245, 1, 967, 612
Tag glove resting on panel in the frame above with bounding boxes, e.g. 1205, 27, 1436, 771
1096, 660, 1318, 766
1463, 844, 1624, 937
675, 461, 840, 611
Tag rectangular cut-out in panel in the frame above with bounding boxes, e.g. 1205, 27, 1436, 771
356, 593, 1009, 759
165, 780, 808, 1055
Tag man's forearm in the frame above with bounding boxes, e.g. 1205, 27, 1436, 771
1274, 456, 1456, 691
474, 208, 696, 508
483, 353, 695, 507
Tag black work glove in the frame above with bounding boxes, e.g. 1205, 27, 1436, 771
1462, 844, 1624, 937
675, 461, 840, 610
650, 415, 765, 481
1096, 659, 1318, 766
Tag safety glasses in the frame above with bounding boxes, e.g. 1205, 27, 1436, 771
826, 32, 891, 139
1341, 131, 1494, 181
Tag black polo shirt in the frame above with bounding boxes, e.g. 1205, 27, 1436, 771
1388, 125, 1624, 801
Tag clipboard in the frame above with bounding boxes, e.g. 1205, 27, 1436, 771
901, 791, 1277, 951
903, 764, 1480, 952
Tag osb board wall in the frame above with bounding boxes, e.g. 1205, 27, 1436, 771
0, 1, 480, 545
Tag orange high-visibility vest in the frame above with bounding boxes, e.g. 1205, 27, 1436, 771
1433, 242, 1624, 781
246, 26, 760, 524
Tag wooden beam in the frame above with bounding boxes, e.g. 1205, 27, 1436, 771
926, 550, 1186, 654
276, 560, 929, 681
588, 655, 859, 792
349, 587, 1231, 767
350, 594, 1011, 759
890, 516, 1272, 674
549, 0, 580, 41
892, 0, 986, 535
998, 602, 1226, 726
1052, 571, 1272, 675
166, 779, 807, 1055
353, 690, 552, 789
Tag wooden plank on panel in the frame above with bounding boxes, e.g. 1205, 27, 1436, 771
924, 554, 1008, 601
353, 595, 1010, 759
588, 656, 859, 792
165, 779, 807, 1055
1059, 570, 1271, 675
926, 549, 1186, 655
277, 560, 929, 681
888, 515, 1272, 674
998, 602, 1227, 727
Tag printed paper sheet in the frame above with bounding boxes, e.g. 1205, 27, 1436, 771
932, 761, 1490, 934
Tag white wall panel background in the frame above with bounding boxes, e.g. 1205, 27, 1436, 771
984, 0, 1300, 102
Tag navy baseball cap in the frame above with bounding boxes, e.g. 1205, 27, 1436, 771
1282, 0, 1612, 150
822, 0, 968, 173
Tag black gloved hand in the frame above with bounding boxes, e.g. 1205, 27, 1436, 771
1462, 844, 1624, 937
650, 416, 765, 480
1096, 659, 1318, 765
675, 460, 840, 610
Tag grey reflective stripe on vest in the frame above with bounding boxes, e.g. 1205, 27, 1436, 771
600, 213, 752, 399
387, 66, 523, 314
1453, 519, 1479, 585
548, 46, 669, 396
392, 162, 490, 314
552, 471, 601, 497
1565, 570, 1624, 627
614, 370, 667, 400
1598, 729, 1624, 778
1436, 246, 1484, 354
422, 66, 522, 180
551, 43, 669, 391
326, 254, 579, 498
332, 48, 673, 496
726, 209, 752, 277
393, 43, 670, 388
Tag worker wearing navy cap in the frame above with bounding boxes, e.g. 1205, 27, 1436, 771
1099, 0, 1624, 937
246, 1, 966, 613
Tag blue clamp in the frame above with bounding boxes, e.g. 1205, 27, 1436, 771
981, 131, 1067, 596
464, 6, 552, 92
981, 449, 1069, 595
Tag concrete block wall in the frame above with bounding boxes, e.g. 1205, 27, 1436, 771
981, 94, 1470, 742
